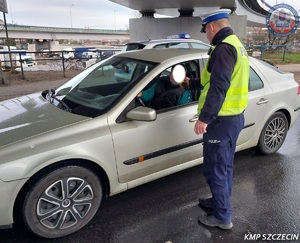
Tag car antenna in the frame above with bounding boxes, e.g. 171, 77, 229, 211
145, 34, 151, 41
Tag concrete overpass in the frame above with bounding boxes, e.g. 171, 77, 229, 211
0, 24, 129, 42
110, 0, 269, 42
0, 0, 271, 46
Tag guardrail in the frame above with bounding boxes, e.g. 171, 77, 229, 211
5, 24, 130, 34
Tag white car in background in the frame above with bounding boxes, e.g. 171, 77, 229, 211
118, 36, 210, 81
0, 49, 300, 238
123, 37, 211, 51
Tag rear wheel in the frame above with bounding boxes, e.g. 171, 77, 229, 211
256, 112, 288, 155
21, 165, 102, 238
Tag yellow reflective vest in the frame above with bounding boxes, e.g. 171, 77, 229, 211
198, 35, 249, 116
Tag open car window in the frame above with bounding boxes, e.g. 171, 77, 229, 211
136, 60, 200, 112
54, 56, 157, 118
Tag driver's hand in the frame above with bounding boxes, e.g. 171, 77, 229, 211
184, 77, 190, 86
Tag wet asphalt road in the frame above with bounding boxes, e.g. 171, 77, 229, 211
1, 116, 300, 243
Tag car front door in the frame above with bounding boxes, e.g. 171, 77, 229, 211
108, 60, 204, 185
108, 103, 202, 184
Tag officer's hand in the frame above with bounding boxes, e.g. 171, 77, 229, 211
194, 120, 207, 135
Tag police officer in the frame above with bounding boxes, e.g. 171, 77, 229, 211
195, 9, 250, 230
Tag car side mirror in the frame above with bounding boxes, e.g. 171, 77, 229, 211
126, 107, 157, 121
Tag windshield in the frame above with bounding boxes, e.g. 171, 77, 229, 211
53, 56, 156, 117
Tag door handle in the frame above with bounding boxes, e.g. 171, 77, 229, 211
256, 98, 269, 105
189, 114, 198, 122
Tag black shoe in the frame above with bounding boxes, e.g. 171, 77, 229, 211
198, 197, 213, 209
198, 212, 233, 230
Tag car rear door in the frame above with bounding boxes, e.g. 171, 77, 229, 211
238, 64, 274, 146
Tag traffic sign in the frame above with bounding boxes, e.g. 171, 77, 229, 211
0, 0, 7, 13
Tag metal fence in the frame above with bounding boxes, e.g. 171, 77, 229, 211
245, 44, 300, 63
1, 44, 300, 81
0, 48, 122, 80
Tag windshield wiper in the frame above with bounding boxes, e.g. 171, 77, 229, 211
48, 89, 72, 112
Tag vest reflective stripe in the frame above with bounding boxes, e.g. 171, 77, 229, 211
197, 35, 249, 116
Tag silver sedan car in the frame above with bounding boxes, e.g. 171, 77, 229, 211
1, 49, 300, 238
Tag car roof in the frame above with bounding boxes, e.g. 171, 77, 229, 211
127, 38, 208, 45
115, 48, 210, 63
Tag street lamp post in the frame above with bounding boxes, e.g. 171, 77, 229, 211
114, 10, 117, 31
70, 4, 74, 28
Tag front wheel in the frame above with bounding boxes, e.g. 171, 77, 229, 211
21, 165, 102, 238
256, 112, 288, 155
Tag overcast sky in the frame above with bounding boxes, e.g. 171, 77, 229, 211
6, 0, 135, 30
3, 0, 300, 30
264, 0, 300, 10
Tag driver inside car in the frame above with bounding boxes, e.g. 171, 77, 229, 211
137, 66, 192, 109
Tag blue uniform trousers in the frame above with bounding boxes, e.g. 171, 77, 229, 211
202, 113, 244, 223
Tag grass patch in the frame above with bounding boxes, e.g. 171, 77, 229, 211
259, 52, 300, 64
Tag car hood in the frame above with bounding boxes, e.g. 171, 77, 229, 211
0, 93, 90, 148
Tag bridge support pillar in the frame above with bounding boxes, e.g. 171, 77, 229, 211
139, 10, 156, 18
178, 8, 194, 17
129, 14, 247, 44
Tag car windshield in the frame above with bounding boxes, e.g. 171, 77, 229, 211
52, 56, 157, 117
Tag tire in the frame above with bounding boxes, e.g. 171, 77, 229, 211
256, 112, 288, 155
22, 165, 102, 238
